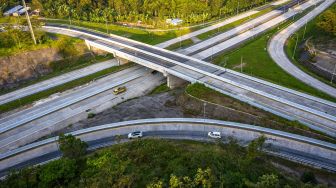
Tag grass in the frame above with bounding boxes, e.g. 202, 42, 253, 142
0, 31, 83, 57
196, 7, 274, 40
213, 7, 336, 103
0, 54, 114, 95
165, 39, 194, 50
150, 83, 170, 95
46, 19, 196, 45
285, 4, 336, 88
185, 83, 336, 143
0, 63, 134, 113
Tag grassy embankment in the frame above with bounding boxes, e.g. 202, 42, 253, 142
213, 6, 336, 103
150, 83, 170, 95
2, 139, 333, 187
285, 3, 336, 88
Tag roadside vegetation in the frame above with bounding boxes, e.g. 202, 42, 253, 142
0, 16, 82, 57
285, 3, 336, 88
213, 6, 336, 103
1, 135, 332, 187
165, 39, 194, 50
0, 63, 133, 113
150, 83, 170, 95
185, 83, 336, 143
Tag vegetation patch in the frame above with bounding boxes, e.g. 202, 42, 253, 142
150, 83, 170, 95
0, 17, 82, 57
2, 135, 333, 187
165, 39, 194, 50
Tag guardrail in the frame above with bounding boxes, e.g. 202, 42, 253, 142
0, 118, 335, 173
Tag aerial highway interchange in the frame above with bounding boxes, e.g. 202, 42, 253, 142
0, 0, 336, 179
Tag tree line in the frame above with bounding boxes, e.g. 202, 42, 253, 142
26, 0, 271, 25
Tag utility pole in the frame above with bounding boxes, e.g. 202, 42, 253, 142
179, 26, 182, 48
292, 34, 298, 59
331, 63, 336, 84
22, 0, 36, 45
68, 8, 72, 25
302, 20, 308, 40
237, 2, 240, 15
105, 17, 109, 34
240, 56, 243, 72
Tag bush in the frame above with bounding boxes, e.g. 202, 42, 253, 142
87, 112, 96, 119
56, 37, 80, 57
300, 171, 317, 184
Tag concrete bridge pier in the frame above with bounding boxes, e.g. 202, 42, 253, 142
116, 57, 129, 65
166, 74, 188, 89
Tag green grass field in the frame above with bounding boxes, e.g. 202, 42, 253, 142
165, 39, 194, 50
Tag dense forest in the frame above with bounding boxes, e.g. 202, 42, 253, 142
1, 0, 271, 25
0, 135, 327, 187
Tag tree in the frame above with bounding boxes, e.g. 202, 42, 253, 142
300, 171, 317, 185
317, 10, 336, 35
58, 133, 88, 159
255, 174, 280, 188
147, 180, 164, 188
38, 158, 77, 187
246, 136, 266, 162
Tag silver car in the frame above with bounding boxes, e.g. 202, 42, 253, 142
128, 131, 143, 139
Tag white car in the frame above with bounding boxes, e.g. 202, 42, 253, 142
128, 131, 143, 139
208, 131, 221, 139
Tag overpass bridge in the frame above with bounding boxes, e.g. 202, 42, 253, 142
43, 24, 336, 137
